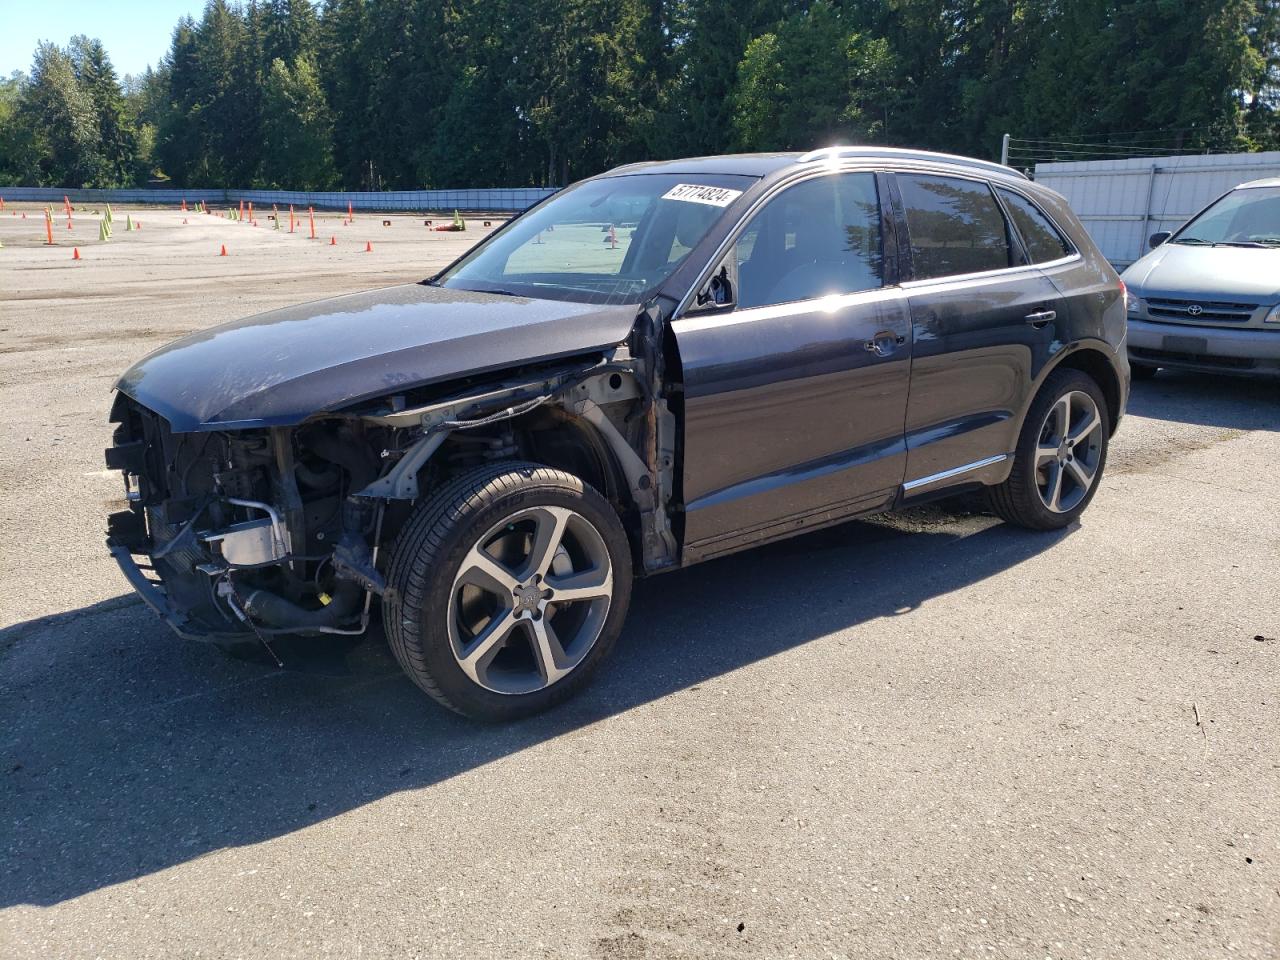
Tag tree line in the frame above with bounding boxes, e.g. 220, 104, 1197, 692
1, 0, 1278, 191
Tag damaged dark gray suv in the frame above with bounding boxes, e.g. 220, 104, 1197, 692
107, 147, 1128, 720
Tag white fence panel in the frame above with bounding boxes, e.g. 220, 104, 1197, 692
0, 185, 558, 213
1034, 152, 1280, 269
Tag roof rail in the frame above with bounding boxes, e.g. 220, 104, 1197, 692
797, 146, 1030, 181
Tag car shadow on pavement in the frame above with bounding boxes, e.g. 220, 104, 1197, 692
2, 507, 1068, 908
1127, 370, 1280, 431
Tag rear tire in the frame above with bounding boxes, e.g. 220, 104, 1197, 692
986, 369, 1110, 531
383, 461, 632, 721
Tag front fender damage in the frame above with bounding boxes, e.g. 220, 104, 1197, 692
105, 323, 679, 648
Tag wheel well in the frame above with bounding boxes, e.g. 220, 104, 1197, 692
1051, 348, 1122, 431
429, 407, 641, 550
521, 410, 628, 505
519, 410, 647, 566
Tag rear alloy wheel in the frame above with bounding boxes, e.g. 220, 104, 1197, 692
384, 462, 631, 721
986, 369, 1110, 530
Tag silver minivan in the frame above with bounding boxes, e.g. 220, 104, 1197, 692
1123, 177, 1280, 378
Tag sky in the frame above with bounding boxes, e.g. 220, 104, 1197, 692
0, 0, 208, 78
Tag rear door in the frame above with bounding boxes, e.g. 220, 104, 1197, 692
890, 171, 1064, 492
672, 170, 913, 562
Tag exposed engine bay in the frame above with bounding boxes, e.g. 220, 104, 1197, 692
105, 325, 678, 649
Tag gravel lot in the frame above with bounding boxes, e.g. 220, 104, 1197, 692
1, 203, 1277, 959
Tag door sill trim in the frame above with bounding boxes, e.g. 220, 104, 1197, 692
903, 454, 1008, 492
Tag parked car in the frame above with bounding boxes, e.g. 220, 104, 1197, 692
106, 147, 1128, 720
1124, 177, 1280, 378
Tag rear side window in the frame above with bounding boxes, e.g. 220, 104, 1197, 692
897, 173, 1013, 280
998, 189, 1071, 263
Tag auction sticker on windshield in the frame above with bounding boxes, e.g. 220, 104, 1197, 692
661, 184, 744, 207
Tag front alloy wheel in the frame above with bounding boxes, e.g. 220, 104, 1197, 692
449, 505, 614, 695
384, 462, 632, 721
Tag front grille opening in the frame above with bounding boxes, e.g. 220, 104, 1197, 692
1146, 297, 1258, 324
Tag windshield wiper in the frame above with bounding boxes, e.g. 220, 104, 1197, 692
1171, 237, 1215, 245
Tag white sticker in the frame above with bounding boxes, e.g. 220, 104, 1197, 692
660, 183, 743, 207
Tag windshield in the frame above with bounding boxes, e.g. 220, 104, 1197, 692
436, 173, 756, 304
1172, 186, 1280, 247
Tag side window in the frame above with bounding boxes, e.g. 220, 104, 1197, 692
998, 188, 1071, 263
897, 173, 1013, 280
735, 173, 883, 309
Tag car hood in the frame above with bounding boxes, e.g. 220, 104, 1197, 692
1122, 243, 1280, 302
116, 283, 639, 431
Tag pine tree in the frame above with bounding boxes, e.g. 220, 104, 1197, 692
18, 42, 101, 187
70, 36, 138, 186
260, 54, 338, 188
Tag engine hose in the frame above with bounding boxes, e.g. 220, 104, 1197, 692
241, 579, 362, 629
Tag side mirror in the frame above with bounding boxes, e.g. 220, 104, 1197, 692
694, 263, 735, 311
1149, 231, 1171, 249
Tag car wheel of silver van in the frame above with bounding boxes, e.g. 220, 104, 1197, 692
384, 461, 632, 721
986, 369, 1110, 531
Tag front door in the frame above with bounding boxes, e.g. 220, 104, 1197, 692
672, 171, 913, 562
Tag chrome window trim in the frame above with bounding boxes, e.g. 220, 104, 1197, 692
902, 454, 1008, 492
671, 285, 908, 335
898, 253, 1082, 290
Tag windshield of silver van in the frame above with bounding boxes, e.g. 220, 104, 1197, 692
1173, 186, 1280, 247
437, 174, 755, 304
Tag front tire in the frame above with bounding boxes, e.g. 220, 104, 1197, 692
986, 369, 1110, 530
383, 461, 632, 721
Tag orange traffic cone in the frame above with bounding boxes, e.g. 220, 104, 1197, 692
72, 247, 80, 260
365, 241, 372, 252
220, 244, 228, 256
329, 235, 337, 246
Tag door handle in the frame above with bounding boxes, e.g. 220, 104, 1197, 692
863, 332, 907, 357
1025, 309, 1057, 328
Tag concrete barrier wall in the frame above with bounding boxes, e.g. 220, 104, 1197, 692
0, 185, 559, 212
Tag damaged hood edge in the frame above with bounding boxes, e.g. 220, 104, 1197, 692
115, 283, 640, 432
